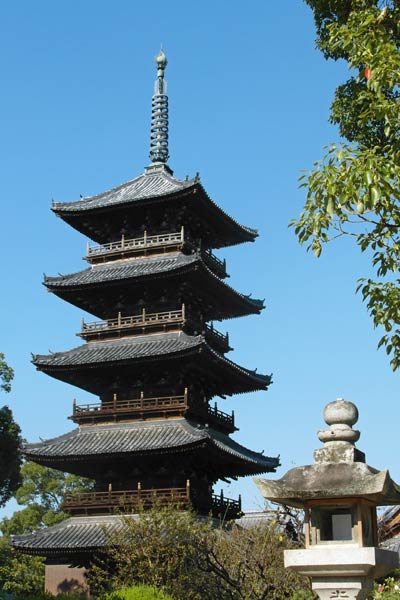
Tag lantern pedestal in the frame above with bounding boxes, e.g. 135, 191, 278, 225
284, 546, 399, 599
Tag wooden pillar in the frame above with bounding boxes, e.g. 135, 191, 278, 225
304, 503, 310, 548
357, 499, 363, 547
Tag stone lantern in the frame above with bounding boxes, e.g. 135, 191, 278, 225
255, 398, 400, 600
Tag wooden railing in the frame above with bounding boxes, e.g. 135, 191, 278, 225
202, 249, 227, 278
208, 403, 235, 427
62, 483, 241, 519
63, 483, 191, 513
71, 390, 235, 429
71, 390, 188, 420
78, 305, 186, 339
86, 228, 185, 261
205, 323, 229, 350
212, 491, 242, 518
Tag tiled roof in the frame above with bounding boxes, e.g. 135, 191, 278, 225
52, 167, 196, 213
43, 252, 264, 316
44, 253, 197, 287
51, 166, 257, 237
11, 515, 124, 554
32, 331, 202, 367
24, 419, 278, 472
32, 331, 271, 389
12, 507, 282, 554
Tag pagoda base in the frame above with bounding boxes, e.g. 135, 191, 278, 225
45, 563, 89, 598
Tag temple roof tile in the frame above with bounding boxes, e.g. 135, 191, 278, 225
24, 418, 278, 471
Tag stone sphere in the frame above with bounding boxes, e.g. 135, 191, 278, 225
323, 398, 359, 427
155, 50, 168, 67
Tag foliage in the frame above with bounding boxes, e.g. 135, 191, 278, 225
0, 354, 22, 507
0, 594, 87, 600
89, 504, 312, 600
0, 535, 45, 596
0, 353, 14, 394
0, 405, 22, 507
104, 585, 175, 600
373, 575, 400, 598
0, 462, 94, 595
291, 0, 400, 369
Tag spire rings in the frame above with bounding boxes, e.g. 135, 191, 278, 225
150, 93, 169, 163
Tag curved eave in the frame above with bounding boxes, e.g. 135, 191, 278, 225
31, 332, 271, 394
254, 467, 400, 509
23, 420, 278, 477
52, 176, 257, 247
43, 253, 265, 319
11, 515, 122, 556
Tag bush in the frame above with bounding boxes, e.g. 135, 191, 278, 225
373, 575, 400, 598
88, 504, 312, 600
105, 585, 175, 599
1, 594, 87, 600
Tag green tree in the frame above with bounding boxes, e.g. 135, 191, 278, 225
0, 352, 14, 393
89, 504, 312, 600
291, 0, 400, 369
0, 462, 94, 595
0, 353, 22, 507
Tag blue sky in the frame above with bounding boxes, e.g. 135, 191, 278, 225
0, 0, 398, 516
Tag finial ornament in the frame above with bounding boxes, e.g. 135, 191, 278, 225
149, 48, 169, 164
317, 398, 360, 445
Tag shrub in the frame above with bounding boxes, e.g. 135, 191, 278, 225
88, 504, 312, 600
1, 594, 87, 600
105, 585, 175, 599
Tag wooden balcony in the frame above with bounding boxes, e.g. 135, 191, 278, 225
69, 391, 235, 431
78, 305, 186, 341
84, 229, 227, 278
70, 391, 189, 423
62, 483, 242, 519
212, 491, 242, 520
205, 323, 230, 353
207, 403, 236, 430
201, 249, 227, 278
63, 485, 191, 514
85, 228, 186, 263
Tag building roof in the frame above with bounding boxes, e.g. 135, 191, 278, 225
50, 165, 257, 248
33, 331, 202, 367
52, 166, 197, 213
31, 331, 270, 396
43, 251, 264, 320
44, 252, 198, 288
24, 418, 278, 473
11, 507, 280, 556
11, 515, 123, 556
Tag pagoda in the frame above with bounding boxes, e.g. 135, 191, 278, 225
12, 51, 279, 585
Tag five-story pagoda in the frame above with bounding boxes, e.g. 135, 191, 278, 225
13, 51, 279, 572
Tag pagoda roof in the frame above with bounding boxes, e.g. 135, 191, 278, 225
32, 331, 271, 396
45, 252, 198, 288
52, 166, 197, 212
51, 165, 257, 247
11, 515, 122, 557
43, 252, 264, 320
23, 418, 279, 477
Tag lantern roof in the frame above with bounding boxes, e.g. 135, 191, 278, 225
255, 398, 400, 508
